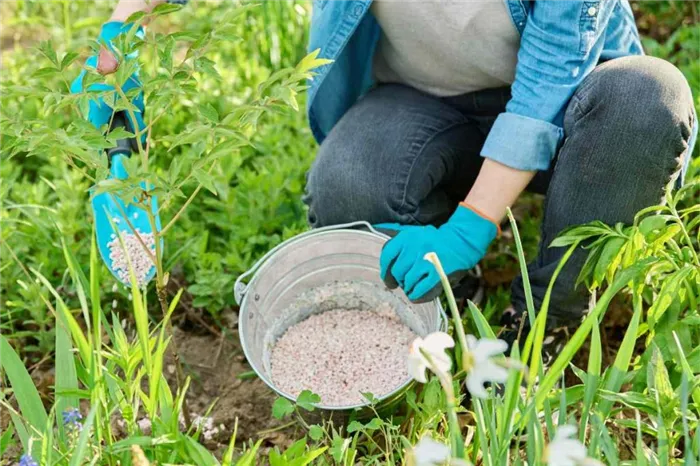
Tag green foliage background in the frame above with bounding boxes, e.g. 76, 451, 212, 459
0, 1, 699, 465
1, 1, 698, 356
1, 2, 317, 355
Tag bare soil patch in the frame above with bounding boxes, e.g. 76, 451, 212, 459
167, 324, 302, 454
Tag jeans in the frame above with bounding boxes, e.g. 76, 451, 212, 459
303, 56, 696, 326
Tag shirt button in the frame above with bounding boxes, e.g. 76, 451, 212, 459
353, 4, 363, 17
587, 6, 597, 16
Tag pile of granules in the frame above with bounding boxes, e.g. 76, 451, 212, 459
270, 308, 416, 407
107, 229, 156, 286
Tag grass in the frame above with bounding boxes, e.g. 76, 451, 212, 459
1, 1, 699, 465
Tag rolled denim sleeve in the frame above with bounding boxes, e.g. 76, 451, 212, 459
482, 0, 619, 171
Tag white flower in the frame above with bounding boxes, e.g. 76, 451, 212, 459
410, 435, 451, 466
407, 332, 454, 383
464, 335, 509, 398
545, 425, 603, 466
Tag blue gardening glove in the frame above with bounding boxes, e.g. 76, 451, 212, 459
379, 204, 499, 303
71, 22, 161, 287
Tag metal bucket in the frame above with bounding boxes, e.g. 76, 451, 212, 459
234, 221, 447, 418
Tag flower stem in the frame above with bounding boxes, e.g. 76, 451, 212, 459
424, 253, 471, 372
420, 348, 465, 460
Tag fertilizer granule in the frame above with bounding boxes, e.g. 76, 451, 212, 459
107, 228, 156, 287
270, 308, 416, 407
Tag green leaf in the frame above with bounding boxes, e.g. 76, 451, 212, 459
60, 52, 80, 71
290, 447, 328, 466
550, 221, 615, 247
597, 295, 642, 417
638, 214, 669, 237
296, 390, 321, 412
125, 11, 147, 23
330, 434, 350, 463
183, 435, 218, 466
647, 343, 674, 405
467, 300, 497, 339
32, 67, 60, 78
672, 332, 700, 406
268, 448, 284, 466
280, 87, 299, 111
592, 237, 625, 286
296, 49, 334, 74
106, 127, 135, 142
186, 32, 212, 59
55, 298, 79, 443
272, 397, 294, 419
0, 336, 48, 447
648, 265, 694, 327
198, 103, 219, 123
37, 40, 58, 66
215, 27, 241, 42
346, 421, 363, 433
598, 390, 656, 413
236, 439, 263, 466
579, 319, 602, 442
284, 438, 307, 460
308, 425, 324, 441
651, 224, 681, 248
591, 414, 620, 466
167, 125, 212, 150
635, 411, 649, 466
69, 406, 97, 466
151, 2, 183, 16
534, 258, 654, 410
194, 57, 220, 78
0, 424, 14, 457
31, 269, 92, 367
193, 168, 217, 195
361, 392, 379, 404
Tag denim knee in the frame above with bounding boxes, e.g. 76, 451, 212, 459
303, 84, 473, 228
567, 56, 695, 178
303, 129, 407, 228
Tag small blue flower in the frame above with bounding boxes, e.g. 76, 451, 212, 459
19, 454, 38, 466
62, 407, 83, 431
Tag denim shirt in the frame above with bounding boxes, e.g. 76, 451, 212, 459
306, 0, 645, 171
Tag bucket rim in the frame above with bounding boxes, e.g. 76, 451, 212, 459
237, 226, 445, 411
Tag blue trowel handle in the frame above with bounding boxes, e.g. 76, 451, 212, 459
107, 111, 140, 163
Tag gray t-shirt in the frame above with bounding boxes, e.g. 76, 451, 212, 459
371, 0, 520, 96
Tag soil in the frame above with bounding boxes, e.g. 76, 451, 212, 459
0, 314, 300, 463
165, 324, 302, 454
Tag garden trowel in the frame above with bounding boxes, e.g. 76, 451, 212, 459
93, 111, 161, 287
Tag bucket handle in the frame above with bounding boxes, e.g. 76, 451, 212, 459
234, 221, 386, 305
438, 307, 449, 332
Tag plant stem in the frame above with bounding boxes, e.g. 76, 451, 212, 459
674, 215, 700, 266
114, 84, 148, 169
424, 253, 470, 372
159, 184, 203, 236
159, 161, 217, 236
145, 203, 192, 428
108, 195, 157, 264
421, 349, 464, 460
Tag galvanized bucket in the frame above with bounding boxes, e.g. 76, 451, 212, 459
234, 221, 447, 418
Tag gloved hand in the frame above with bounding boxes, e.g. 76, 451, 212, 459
71, 22, 160, 287
379, 203, 499, 302
70, 21, 146, 132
